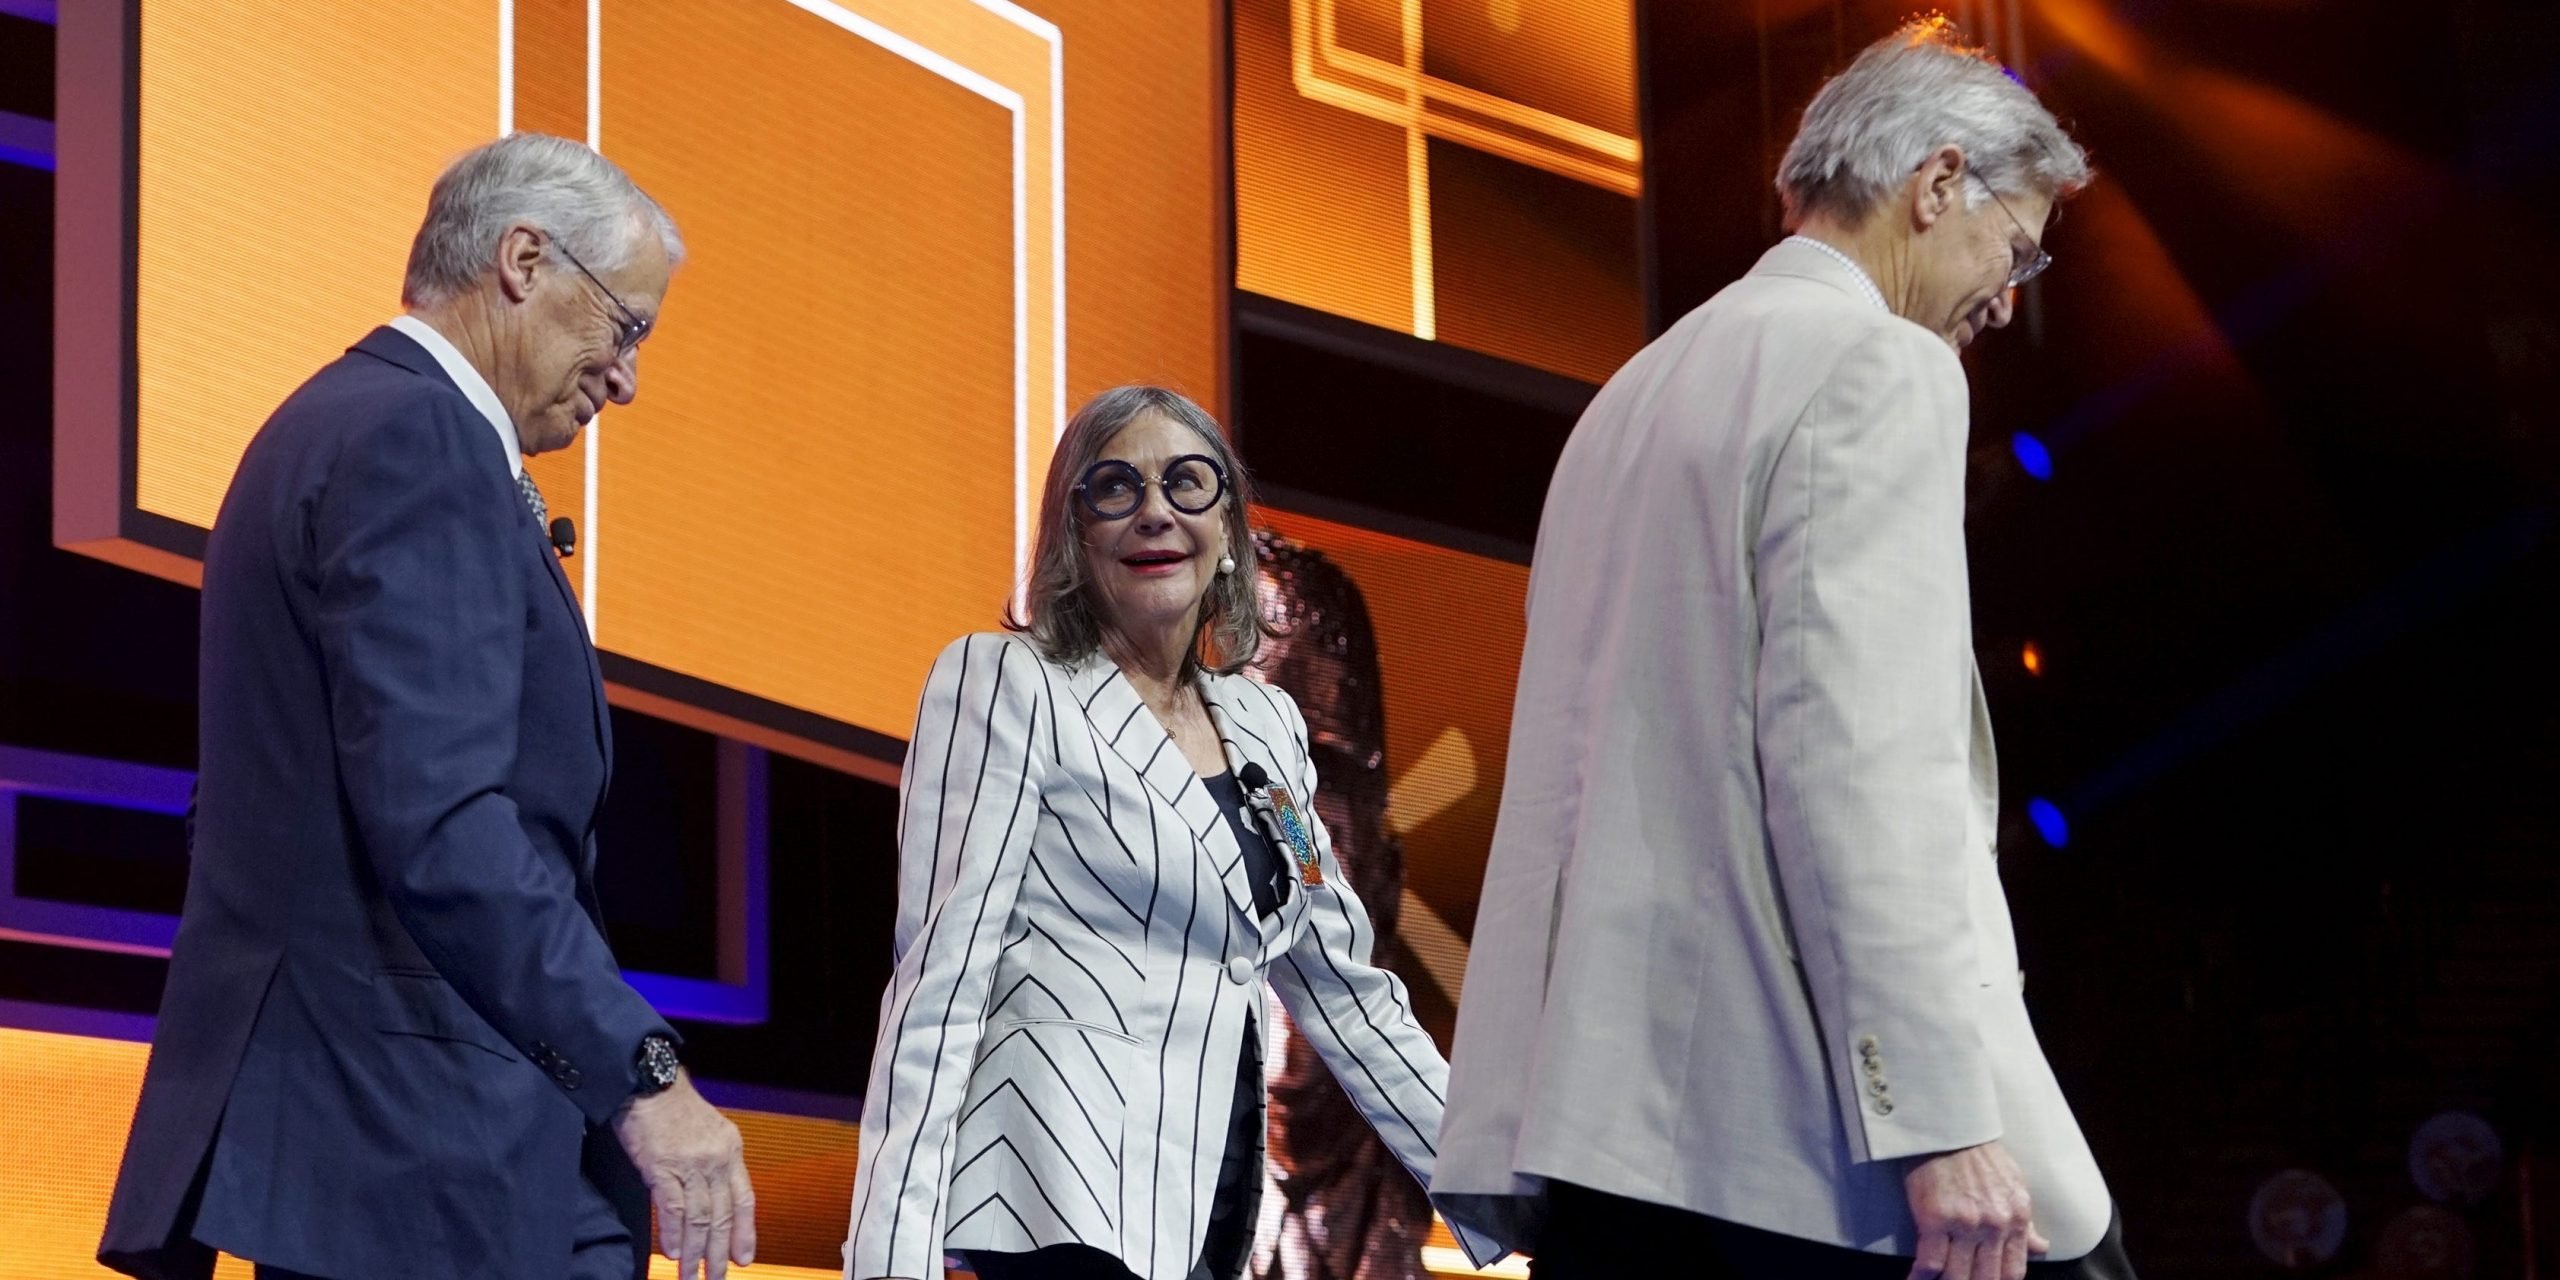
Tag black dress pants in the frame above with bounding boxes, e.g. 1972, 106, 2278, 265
1529, 1181, 2139, 1280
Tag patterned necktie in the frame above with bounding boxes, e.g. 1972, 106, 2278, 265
517, 470, 548, 527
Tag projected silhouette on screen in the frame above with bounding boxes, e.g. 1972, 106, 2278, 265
1246, 528, 1433, 1280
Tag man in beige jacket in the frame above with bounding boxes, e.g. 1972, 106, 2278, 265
1430, 20, 2133, 1280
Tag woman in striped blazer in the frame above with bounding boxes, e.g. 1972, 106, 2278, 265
844, 386, 1510, 1280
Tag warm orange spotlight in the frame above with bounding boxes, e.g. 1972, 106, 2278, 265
2035, 0, 2152, 82
2172, 69, 2440, 233
2063, 181, 2248, 385
2023, 641, 2046, 677
2034, 0, 2440, 238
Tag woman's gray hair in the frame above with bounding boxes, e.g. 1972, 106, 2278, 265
402, 132, 684, 308
1776, 17, 2090, 228
1007, 385, 1275, 678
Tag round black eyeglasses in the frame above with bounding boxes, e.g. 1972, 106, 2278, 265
1075, 455, 1228, 520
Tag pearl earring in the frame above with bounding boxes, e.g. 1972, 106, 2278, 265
1217, 555, 1237, 575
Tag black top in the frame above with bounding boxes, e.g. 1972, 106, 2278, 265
1204, 770, 1291, 919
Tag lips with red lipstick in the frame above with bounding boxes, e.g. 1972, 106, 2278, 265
1119, 548, 1192, 577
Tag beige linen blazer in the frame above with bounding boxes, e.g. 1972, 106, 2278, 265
1431, 240, 2112, 1260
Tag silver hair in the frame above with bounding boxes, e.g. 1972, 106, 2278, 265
1007, 385, 1275, 678
1776, 17, 2090, 228
401, 132, 684, 309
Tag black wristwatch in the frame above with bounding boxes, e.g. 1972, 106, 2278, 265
633, 1033, 681, 1097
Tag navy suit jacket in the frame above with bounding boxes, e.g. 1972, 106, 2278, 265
98, 327, 674, 1280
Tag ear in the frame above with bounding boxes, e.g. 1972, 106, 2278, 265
1910, 144, 1969, 231
496, 225, 545, 304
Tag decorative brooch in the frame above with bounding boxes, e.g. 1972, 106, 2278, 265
1240, 763, 1324, 887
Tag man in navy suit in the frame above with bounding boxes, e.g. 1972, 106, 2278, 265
98, 132, 756, 1280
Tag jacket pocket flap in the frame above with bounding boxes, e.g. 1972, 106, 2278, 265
986, 1015, 1143, 1047
372, 970, 520, 1061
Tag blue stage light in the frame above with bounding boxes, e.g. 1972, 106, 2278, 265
2013, 432, 2054, 481
2027, 798, 2069, 847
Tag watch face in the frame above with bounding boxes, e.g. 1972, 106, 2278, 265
639, 1036, 681, 1090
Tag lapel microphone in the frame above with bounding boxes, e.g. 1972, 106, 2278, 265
1233, 763, 1296, 907
549, 517, 577, 559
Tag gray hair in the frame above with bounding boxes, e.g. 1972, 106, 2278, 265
402, 132, 684, 308
1776, 17, 2090, 228
1007, 385, 1275, 678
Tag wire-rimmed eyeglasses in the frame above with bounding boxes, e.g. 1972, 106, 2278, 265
1074, 455, 1229, 521
551, 236, 653, 354
1972, 179, 2054, 290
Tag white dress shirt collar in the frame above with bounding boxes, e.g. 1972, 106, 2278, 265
1782, 235, 1892, 314
386, 314, 522, 478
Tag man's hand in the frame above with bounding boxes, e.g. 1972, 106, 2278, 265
1904, 1141, 2048, 1280
612, 1068, 757, 1280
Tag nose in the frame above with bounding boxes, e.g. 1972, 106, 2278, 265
605, 348, 639, 406
1985, 287, 2017, 331
1130, 481, 1178, 533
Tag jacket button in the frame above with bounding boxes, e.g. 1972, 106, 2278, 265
1872, 1098, 1895, 1116
561, 1068, 581, 1090
1226, 956, 1254, 985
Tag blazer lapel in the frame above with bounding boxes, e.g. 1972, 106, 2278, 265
1204, 675, 1310, 952
370, 322, 616, 829
535, 538, 613, 869
1074, 655, 1266, 934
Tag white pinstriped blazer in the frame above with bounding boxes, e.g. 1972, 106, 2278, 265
844, 633, 1510, 1280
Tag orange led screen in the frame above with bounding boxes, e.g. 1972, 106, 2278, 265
57, 0, 1222, 772
0, 1024, 857, 1276
129, 0, 504, 529
1233, 0, 1645, 384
